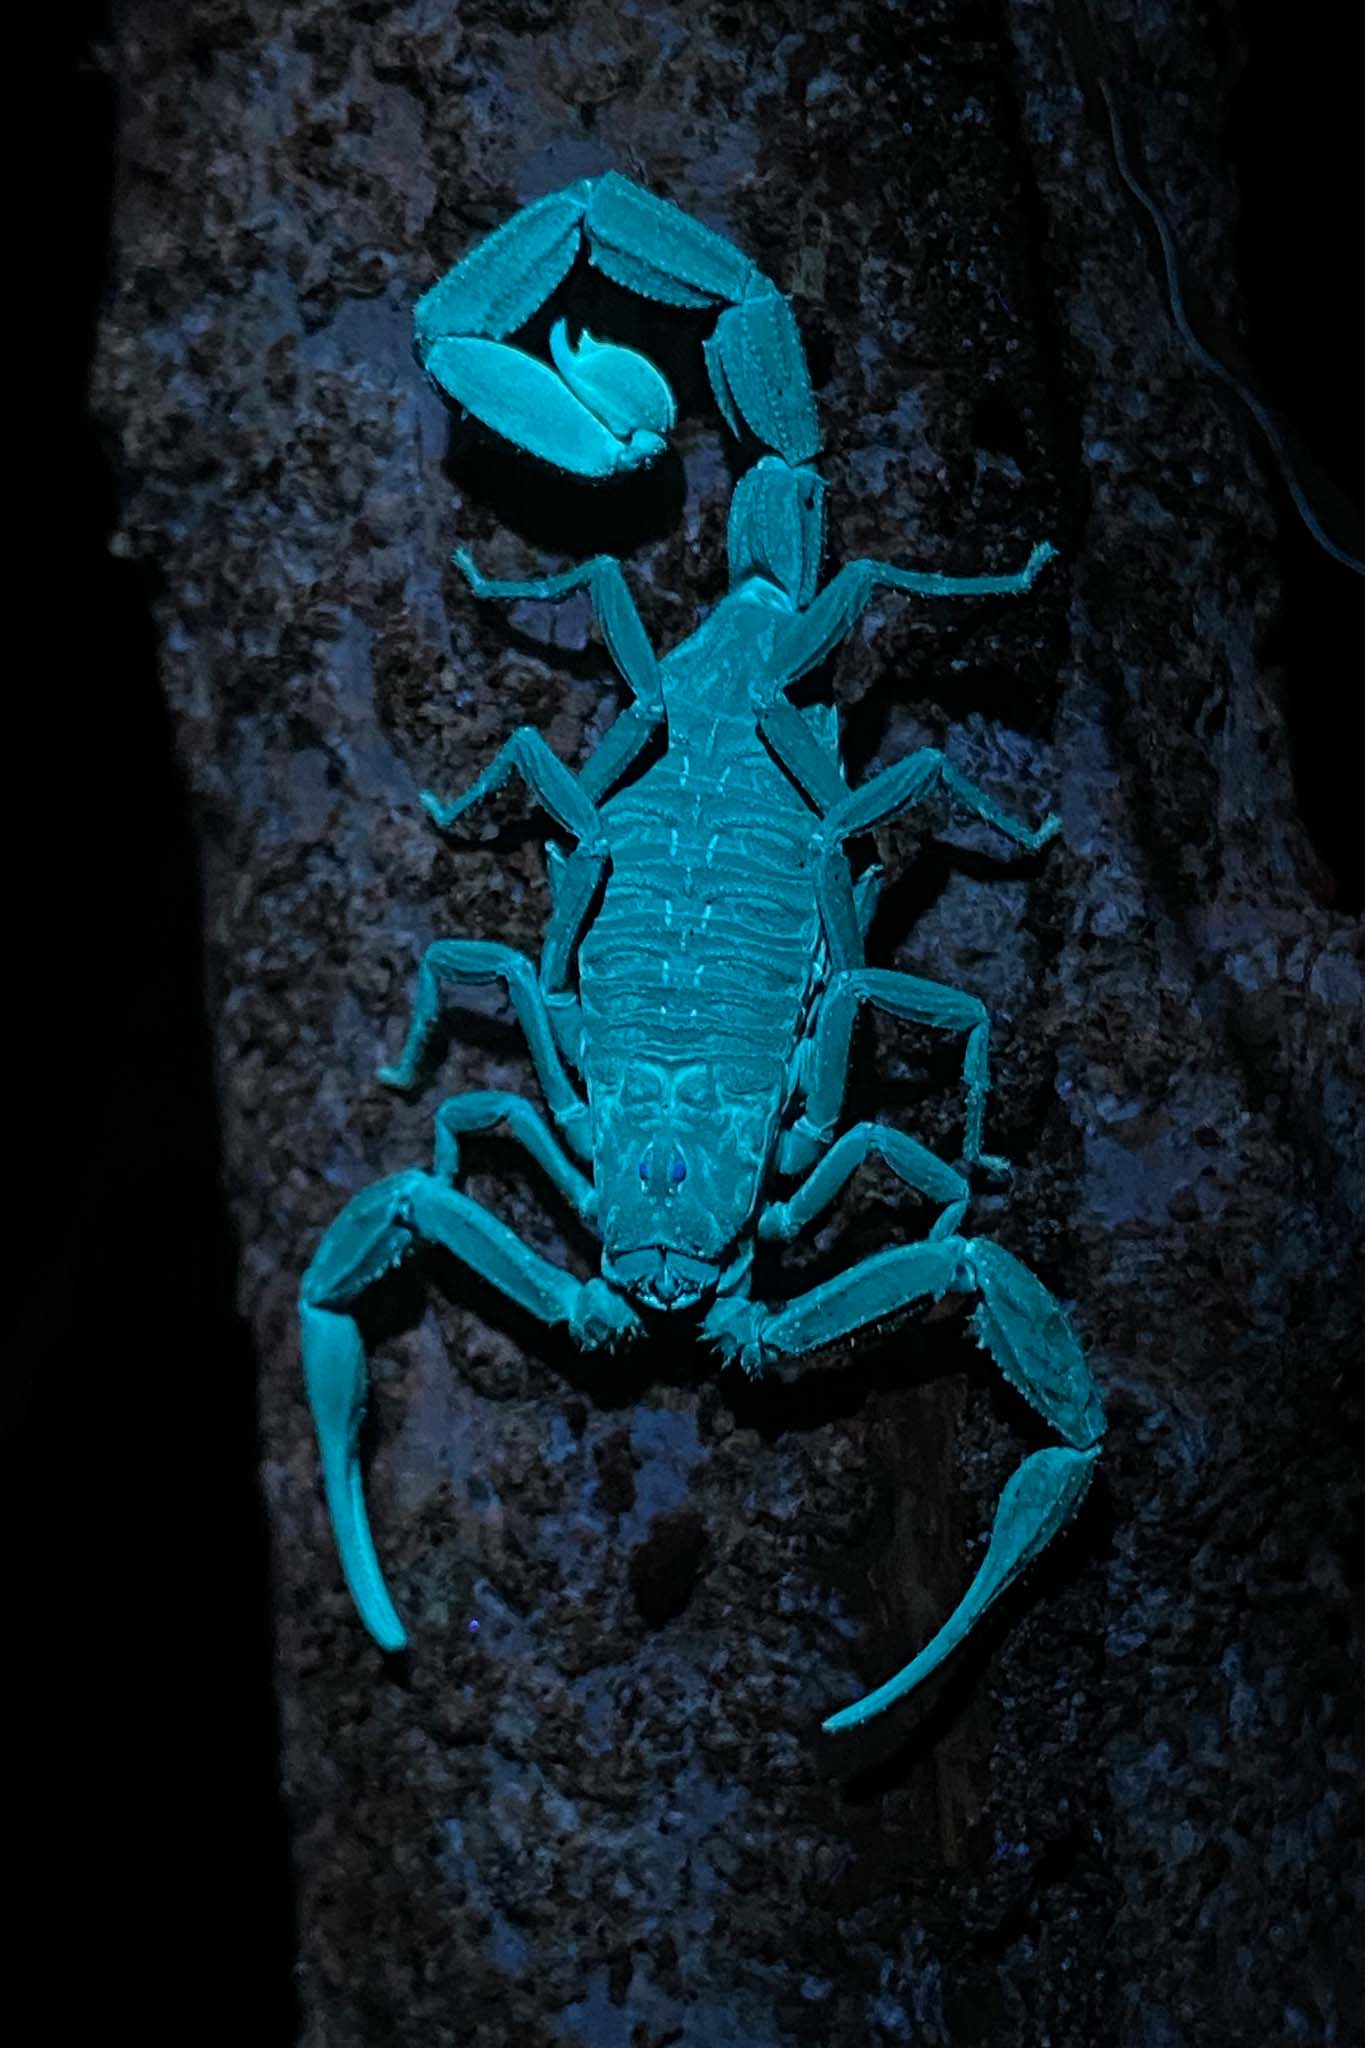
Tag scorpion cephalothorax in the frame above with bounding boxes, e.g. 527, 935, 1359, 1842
300, 172, 1104, 1735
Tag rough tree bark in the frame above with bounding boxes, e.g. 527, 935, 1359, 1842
93, 1, 1361, 2042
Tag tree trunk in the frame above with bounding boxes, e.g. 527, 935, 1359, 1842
90, 1, 1361, 2041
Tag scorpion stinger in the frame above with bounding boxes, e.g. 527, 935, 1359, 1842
300, 172, 1105, 1733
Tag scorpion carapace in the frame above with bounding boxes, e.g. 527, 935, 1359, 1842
300, 172, 1104, 1735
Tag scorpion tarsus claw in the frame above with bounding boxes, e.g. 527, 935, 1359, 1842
972, 1152, 1014, 1185
420, 790, 460, 832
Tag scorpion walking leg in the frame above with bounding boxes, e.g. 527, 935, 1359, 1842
769, 751, 1058, 1178
378, 940, 590, 1158
301, 1171, 637, 1650
706, 1235, 1103, 1731
422, 721, 606, 844
418, 722, 614, 1112
769, 542, 1056, 690
452, 548, 665, 803
812, 747, 1059, 966
430, 1090, 596, 1223
761, 1125, 970, 1243
783, 967, 1013, 1180
750, 732, 1058, 971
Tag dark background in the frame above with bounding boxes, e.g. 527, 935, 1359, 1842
63, 1, 1360, 2039
64, 5, 299, 2033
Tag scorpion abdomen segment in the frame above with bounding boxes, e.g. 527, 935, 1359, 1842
581, 751, 823, 1059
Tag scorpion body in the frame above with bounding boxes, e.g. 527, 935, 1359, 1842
301, 174, 1105, 1735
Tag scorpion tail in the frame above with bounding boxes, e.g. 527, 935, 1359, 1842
704, 285, 821, 466
300, 1302, 408, 1652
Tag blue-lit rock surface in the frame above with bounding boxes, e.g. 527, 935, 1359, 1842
94, 1, 1361, 2042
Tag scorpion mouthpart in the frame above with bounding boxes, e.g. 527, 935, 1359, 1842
608, 1247, 720, 1312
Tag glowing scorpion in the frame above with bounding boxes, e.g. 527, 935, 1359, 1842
300, 173, 1105, 1733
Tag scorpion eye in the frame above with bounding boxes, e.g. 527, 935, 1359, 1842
638, 1152, 651, 1181
670, 1156, 687, 1184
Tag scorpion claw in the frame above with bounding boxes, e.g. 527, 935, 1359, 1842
299, 1177, 426, 1651
822, 1236, 1104, 1731
300, 1303, 408, 1652
822, 1444, 1099, 1733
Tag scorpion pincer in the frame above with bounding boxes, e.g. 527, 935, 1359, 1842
300, 173, 1104, 1734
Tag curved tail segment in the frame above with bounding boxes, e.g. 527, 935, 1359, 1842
413, 171, 820, 480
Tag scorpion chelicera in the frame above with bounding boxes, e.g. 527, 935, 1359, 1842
300, 173, 1105, 1733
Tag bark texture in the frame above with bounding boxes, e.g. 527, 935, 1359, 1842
94, 1, 1362, 2042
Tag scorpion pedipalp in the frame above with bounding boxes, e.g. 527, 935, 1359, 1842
821, 1442, 1101, 1733
705, 1232, 1103, 1732
301, 1165, 642, 1650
